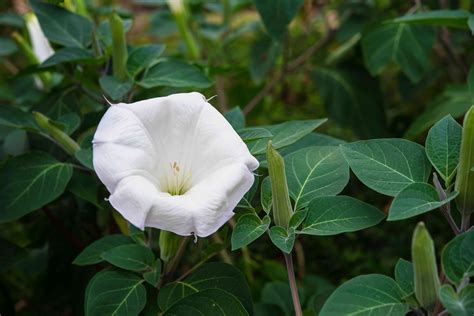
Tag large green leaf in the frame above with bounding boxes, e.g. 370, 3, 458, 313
313, 67, 387, 138
139, 59, 213, 89
426, 115, 462, 185
163, 289, 248, 316
392, 10, 471, 28
85, 269, 146, 316
157, 262, 253, 315
0, 153, 73, 222
285, 146, 349, 210
300, 196, 384, 236
30, 0, 93, 48
247, 119, 327, 156
0, 105, 38, 131
388, 183, 458, 221
41, 47, 96, 67
405, 85, 471, 139
442, 231, 474, 284
394, 258, 414, 296
73, 235, 135, 266
254, 0, 304, 39
362, 23, 435, 82
101, 244, 154, 272
268, 226, 295, 254
341, 139, 431, 196
439, 284, 474, 316
320, 274, 409, 316
232, 214, 270, 250
127, 44, 166, 77
238, 127, 273, 142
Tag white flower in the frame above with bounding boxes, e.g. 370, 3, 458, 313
93, 92, 259, 237
25, 13, 54, 63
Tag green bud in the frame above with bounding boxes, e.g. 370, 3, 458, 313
455, 106, 474, 214
266, 141, 293, 228
167, 0, 200, 60
109, 12, 128, 82
33, 112, 80, 155
411, 222, 440, 310
159, 230, 181, 262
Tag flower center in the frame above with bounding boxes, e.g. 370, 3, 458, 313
165, 161, 191, 196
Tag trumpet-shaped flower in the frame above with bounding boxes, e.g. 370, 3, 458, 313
93, 92, 259, 237
25, 13, 54, 63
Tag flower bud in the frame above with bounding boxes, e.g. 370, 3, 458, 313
455, 106, 474, 215
167, 0, 200, 60
33, 112, 80, 155
411, 222, 440, 310
266, 141, 293, 228
159, 230, 181, 262
109, 12, 128, 82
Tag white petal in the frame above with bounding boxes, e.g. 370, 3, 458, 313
25, 14, 54, 63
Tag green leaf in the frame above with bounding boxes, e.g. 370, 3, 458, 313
85, 269, 146, 316
279, 133, 346, 157
157, 262, 253, 314
362, 23, 435, 82
341, 138, 431, 196
99, 75, 133, 101
127, 44, 166, 77
394, 258, 414, 296
3, 130, 28, 157
285, 146, 349, 210
300, 196, 384, 236
139, 59, 213, 89
288, 209, 307, 229
73, 235, 135, 266
0, 12, 23, 27
405, 85, 471, 139
163, 289, 248, 316
75, 148, 93, 170
392, 10, 471, 28
101, 244, 154, 272
231, 214, 270, 250
261, 176, 272, 214
30, 0, 93, 48
224, 107, 245, 130
0, 37, 17, 56
250, 34, 280, 83
442, 230, 474, 284
143, 260, 162, 286
255, 0, 304, 39
469, 15, 474, 35
313, 67, 387, 138
41, 47, 95, 67
56, 113, 81, 135
268, 226, 295, 254
426, 115, 462, 184
239, 127, 273, 142
320, 274, 409, 316
261, 281, 298, 315
67, 171, 100, 207
0, 105, 38, 131
388, 183, 458, 221
248, 119, 327, 156
0, 153, 73, 223
439, 284, 474, 316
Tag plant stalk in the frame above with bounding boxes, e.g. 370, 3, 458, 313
284, 252, 302, 316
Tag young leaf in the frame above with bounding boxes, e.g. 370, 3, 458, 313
268, 226, 295, 254
388, 183, 458, 221
73, 235, 134, 266
101, 244, 154, 272
394, 258, 414, 296
300, 196, 385, 236
442, 230, 474, 284
261, 176, 272, 214
254, 0, 304, 40
84, 269, 146, 316
341, 139, 431, 196
425, 115, 462, 185
163, 289, 248, 316
0, 153, 73, 223
362, 23, 435, 83
157, 262, 253, 314
231, 214, 270, 250
320, 274, 409, 316
285, 146, 349, 210
238, 127, 273, 142
30, 0, 93, 48
138, 59, 213, 89
439, 284, 474, 316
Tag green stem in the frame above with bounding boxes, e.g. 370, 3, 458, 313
109, 12, 128, 81
284, 252, 302, 316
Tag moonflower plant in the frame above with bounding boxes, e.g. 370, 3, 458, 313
93, 92, 259, 237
